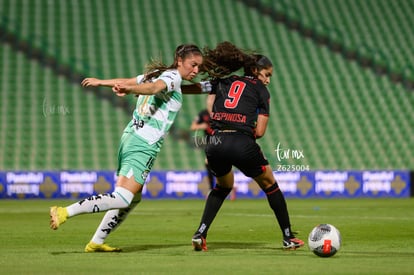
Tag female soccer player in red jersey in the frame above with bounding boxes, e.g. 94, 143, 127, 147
190, 41, 304, 251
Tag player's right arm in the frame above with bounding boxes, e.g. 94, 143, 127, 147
112, 79, 167, 96
81, 77, 137, 88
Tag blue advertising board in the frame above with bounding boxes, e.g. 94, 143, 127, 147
0, 170, 411, 199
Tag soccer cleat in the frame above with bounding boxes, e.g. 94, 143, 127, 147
192, 233, 208, 251
283, 237, 305, 250
84, 241, 122, 252
49, 206, 68, 230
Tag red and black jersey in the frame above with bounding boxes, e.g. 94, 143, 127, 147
210, 75, 270, 135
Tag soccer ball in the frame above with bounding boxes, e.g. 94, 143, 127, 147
308, 224, 341, 257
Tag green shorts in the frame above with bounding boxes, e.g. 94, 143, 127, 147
117, 123, 163, 185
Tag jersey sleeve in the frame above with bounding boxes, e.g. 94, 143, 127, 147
136, 74, 145, 84
257, 85, 270, 116
157, 70, 182, 93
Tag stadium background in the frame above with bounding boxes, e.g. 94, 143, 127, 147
0, 0, 413, 198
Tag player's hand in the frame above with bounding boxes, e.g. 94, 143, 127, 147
81, 78, 101, 87
112, 83, 128, 97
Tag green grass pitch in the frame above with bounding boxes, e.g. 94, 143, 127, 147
1, 198, 413, 274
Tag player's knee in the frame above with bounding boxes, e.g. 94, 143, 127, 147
212, 184, 232, 199
262, 181, 280, 194
113, 186, 135, 206
254, 175, 275, 190
254, 165, 276, 189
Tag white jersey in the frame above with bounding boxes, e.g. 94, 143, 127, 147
132, 70, 183, 144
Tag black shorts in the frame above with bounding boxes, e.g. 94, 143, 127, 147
205, 132, 269, 178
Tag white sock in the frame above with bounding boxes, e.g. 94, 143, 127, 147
91, 209, 120, 245
91, 193, 142, 244
66, 187, 134, 217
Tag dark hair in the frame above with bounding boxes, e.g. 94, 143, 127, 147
252, 54, 272, 72
200, 41, 272, 79
144, 44, 202, 81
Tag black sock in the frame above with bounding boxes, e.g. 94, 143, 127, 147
195, 185, 232, 237
263, 182, 293, 239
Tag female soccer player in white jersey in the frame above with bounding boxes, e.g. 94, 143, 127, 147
49, 44, 203, 252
